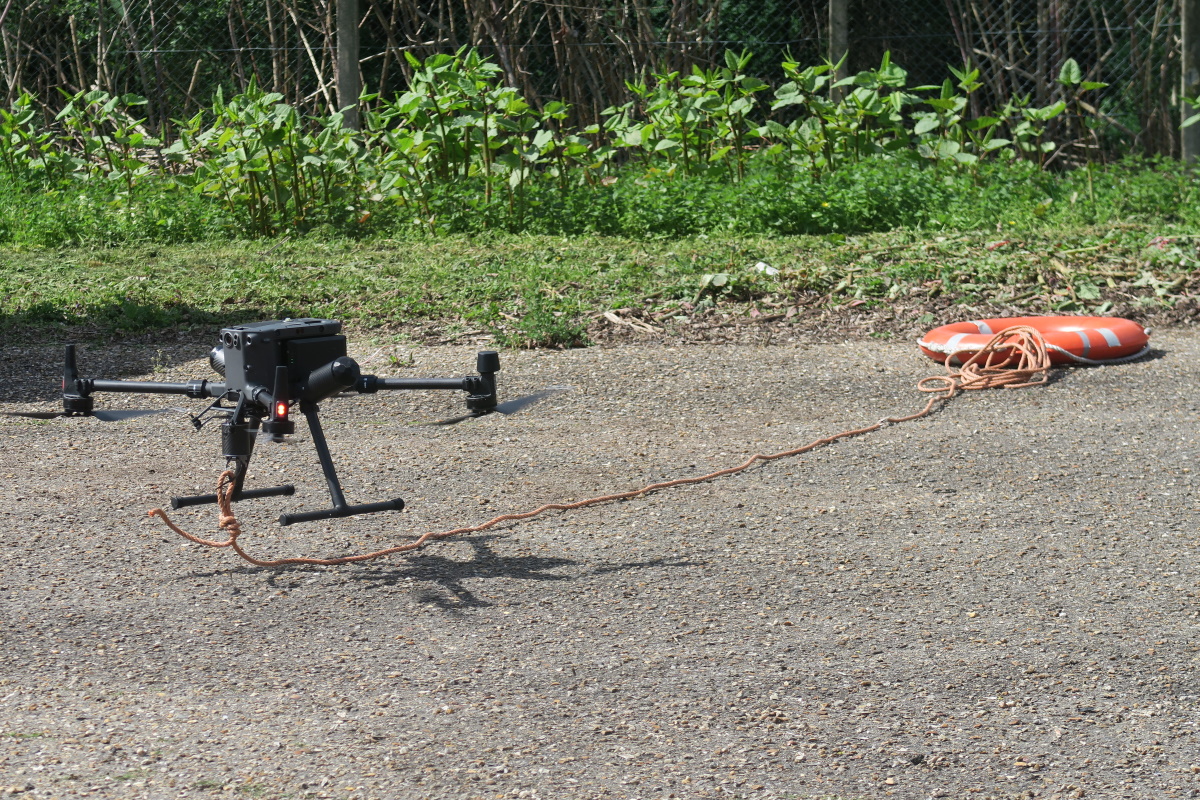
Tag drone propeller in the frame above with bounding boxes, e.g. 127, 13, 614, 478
1, 410, 69, 420
428, 386, 570, 426
94, 408, 177, 422
2, 408, 177, 422
495, 386, 570, 415
427, 410, 485, 426
3, 345, 185, 422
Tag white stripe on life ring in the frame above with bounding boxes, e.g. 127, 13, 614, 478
944, 333, 972, 352
1076, 330, 1091, 356
972, 321, 994, 334
1096, 327, 1121, 347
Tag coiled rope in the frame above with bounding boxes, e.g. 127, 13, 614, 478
149, 325, 1059, 567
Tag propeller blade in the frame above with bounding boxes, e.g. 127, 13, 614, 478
92, 408, 173, 422
425, 411, 485, 426
1, 410, 67, 420
2, 408, 178, 422
493, 385, 571, 416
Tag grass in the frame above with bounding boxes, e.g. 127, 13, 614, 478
2, 222, 1198, 347
1, 155, 1197, 247
2, 154, 1198, 346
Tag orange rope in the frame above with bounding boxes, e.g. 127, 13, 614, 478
917, 325, 1050, 395
149, 325, 1054, 567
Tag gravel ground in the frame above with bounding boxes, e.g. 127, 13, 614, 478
1, 328, 1198, 800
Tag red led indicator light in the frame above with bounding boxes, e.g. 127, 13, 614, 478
275, 401, 289, 418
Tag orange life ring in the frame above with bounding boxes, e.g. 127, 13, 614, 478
918, 316, 1150, 366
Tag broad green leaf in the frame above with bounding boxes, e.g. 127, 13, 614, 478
1057, 58, 1082, 87
913, 115, 941, 135
774, 82, 800, 101
728, 97, 754, 116
936, 139, 961, 157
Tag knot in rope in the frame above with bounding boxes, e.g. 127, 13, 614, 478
148, 469, 242, 549
215, 470, 242, 536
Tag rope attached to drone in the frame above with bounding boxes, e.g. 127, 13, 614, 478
148, 325, 1053, 567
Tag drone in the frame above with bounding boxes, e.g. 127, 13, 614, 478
5, 318, 562, 526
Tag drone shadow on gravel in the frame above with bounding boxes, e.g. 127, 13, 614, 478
349, 535, 578, 610
179, 535, 575, 611
345, 537, 703, 611
182, 534, 703, 612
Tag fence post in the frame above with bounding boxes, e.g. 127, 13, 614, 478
336, 0, 360, 129
1185, 0, 1200, 160
829, 0, 849, 98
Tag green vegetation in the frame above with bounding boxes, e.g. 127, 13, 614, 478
0, 51, 1145, 242
3, 225, 1197, 347
1, 150, 1196, 246
1, 50, 1197, 344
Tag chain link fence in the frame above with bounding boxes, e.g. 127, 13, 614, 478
0, 0, 1181, 155
850, 0, 1180, 157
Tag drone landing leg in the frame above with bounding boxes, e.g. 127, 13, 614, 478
169, 417, 296, 510
277, 401, 405, 526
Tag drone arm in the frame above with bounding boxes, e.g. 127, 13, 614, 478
83, 378, 227, 399
353, 351, 500, 417
354, 376, 471, 393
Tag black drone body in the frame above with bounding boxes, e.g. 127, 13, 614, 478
21, 318, 559, 526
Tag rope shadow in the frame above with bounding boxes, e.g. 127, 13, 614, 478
586, 557, 706, 576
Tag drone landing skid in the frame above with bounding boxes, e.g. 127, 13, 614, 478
170, 484, 296, 509
278, 400, 404, 526
278, 498, 405, 527
170, 399, 404, 527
